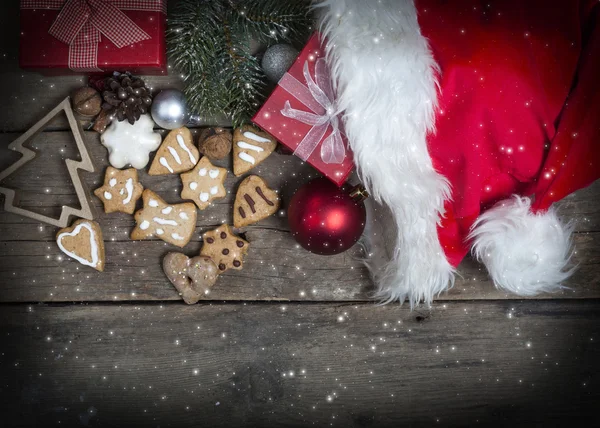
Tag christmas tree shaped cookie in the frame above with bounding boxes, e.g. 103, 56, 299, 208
180, 157, 227, 210
149, 127, 199, 175
131, 190, 197, 247
232, 125, 277, 176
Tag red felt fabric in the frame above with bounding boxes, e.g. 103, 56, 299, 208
416, 0, 600, 267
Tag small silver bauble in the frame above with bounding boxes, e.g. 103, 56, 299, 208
261, 44, 299, 83
150, 89, 190, 130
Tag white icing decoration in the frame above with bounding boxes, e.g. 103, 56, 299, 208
198, 168, 207, 176
209, 169, 220, 179
167, 146, 182, 165
238, 152, 256, 164
56, 222, 99, 268
179, 212, 189, 220
139, 220, 150, 230
159, 157, 174, 173
237, 141, 264, 152
177, 134, 197, 164
103, 191, 112, 200
199, 193, 209, 202
171, 233, 185, 241
149, 199, 159, 207
120, 189, 125, 195
162, 207, 173, 214
210, 186, 219, 195
156, 228, 164, 235
100, 114, 162, 169
243, 131, 271, 143
123, 178, 134, 204
189, 182, 198, 190
153, 217, 178, 226
109, 178, 117, 187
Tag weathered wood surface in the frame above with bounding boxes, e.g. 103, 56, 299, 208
0, 131, 598, 302
1, 301, 598, 427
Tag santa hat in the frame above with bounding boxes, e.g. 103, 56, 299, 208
314, 0, 600, 306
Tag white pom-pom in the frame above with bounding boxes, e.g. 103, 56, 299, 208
469, 196, 574, 296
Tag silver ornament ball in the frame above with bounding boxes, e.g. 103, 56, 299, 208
151, 89, 190, 129
262, 44, 299, 83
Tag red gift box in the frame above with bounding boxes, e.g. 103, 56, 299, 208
19, 0, 167, 75
252, 34, 354, 186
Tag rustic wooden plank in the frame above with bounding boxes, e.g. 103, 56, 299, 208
0, 301, 598, 427
0, 132, 598, 302
0, 231, 598, 302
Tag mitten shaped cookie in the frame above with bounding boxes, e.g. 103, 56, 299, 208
56, 219, 105, 271
233, 175, 280, 227
94, 167, 143, 214
149, 127, 199, 175
180, 157, 227, 210
233, 125, 277, 176
131, 190, 197, 247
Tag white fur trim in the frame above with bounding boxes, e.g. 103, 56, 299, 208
469, 196, 574, 296
315, 0, 454, 307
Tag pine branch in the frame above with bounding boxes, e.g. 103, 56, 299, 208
167, 0, 312, 127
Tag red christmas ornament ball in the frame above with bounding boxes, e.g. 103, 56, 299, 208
287, 177, 368, 255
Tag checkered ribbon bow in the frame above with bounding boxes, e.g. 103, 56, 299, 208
21, 0, 164, 72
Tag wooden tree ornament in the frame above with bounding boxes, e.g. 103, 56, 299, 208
0, 97, 96, 227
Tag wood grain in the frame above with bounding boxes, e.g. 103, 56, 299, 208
0, 301, 598, 427
0, 132, 598, 302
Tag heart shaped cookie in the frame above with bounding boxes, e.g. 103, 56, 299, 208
232, 125, 277, 176
163, 253, 219, 304
234, 175, 280, 227
56, 219, 105, 271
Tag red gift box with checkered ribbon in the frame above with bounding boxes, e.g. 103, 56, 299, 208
19, 0, 167, 75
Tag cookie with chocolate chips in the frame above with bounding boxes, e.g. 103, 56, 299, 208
200, 224, 249, 273
233, 175, 280, 228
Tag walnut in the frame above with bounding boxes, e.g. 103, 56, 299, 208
71, 87, 102, 118
197, 127, 232, 160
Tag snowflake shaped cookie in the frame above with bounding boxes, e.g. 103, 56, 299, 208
101, 114, 162, 169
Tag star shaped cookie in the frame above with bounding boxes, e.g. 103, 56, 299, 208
180, 157, 227, 210
200, 224, 249, 273
131, 190, 197, 248
94, 167, 143, 214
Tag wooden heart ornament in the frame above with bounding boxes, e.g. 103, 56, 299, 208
163, 253, 219, 304
56, 219, 105, 271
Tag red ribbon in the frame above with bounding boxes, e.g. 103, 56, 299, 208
21, 0, 165, 72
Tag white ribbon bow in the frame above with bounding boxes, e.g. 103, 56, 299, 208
279, 58, 345, 164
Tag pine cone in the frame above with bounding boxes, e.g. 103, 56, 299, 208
102, 73, 153, 125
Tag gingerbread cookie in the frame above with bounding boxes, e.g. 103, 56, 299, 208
149, 127, 199, 175
94, 167, 143, 214
232, 125, 277, 176
200, 224, 249, 273
180, 157, 227, 210
131, 190, 197, 248
233, 175, 280, 228
163, 253, 219, 304
56, 219, 105, 271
